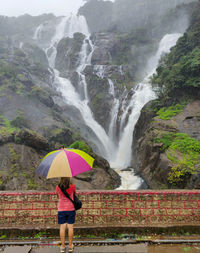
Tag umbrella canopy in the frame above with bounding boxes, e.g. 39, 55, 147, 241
36, 148, 94, 178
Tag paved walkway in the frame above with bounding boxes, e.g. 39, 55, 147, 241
2, 244, 148, 253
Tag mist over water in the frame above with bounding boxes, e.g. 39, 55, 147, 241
33, 14, 183, 189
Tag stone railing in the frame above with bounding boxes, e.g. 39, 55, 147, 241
0, 190, 200, 229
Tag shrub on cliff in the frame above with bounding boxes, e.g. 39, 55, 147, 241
69, 140, 91, 154
155, 132, 200, 186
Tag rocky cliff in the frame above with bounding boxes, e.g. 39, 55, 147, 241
132, 3, 200, 189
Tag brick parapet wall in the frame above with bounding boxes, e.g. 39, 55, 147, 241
0, 190, 200, 229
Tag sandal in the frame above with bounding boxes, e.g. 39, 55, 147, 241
60, 246, 66, 253
68, 244, 74, 252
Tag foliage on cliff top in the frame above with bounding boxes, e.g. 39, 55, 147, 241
156, 103, 186, 120
151, 2, 200, 98
155, 132, 200, 186
69, 141, 91, 154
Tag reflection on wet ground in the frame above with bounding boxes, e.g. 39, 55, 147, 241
148, 244, 200, 253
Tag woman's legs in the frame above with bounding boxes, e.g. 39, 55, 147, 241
60, 223, 67, 248
67, 224, 74, 247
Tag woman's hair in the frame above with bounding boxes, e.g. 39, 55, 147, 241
59, 177, 71, 189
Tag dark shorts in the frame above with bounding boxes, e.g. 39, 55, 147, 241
58, 210, 76, 224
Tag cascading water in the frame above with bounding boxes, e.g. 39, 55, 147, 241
108, 78, 120, 142
33, 15, 114, 159
33, 14, 182, 189
112, 33, 182, 169
47, 17, 68, 68
111, 33, 183, 189
33, 24, 43, 40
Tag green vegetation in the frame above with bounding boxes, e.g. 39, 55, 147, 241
69, 141, 91, 154
34, 231, 46, 239
11, 110, 30, 128
155, 133, 200, 185
154, 132, 176, 151
0, 60, 28, 97
156, 103, 186, 120
17, 235, 30, 240
152, 47, 200, 96
0, 61, 18, 80
27, 178, 38, 190
91, 92, 103, 111
151, 12, 200, 99
30, 85, 49, 101
0, 115, 19, 137
8, 144, 21, 172
0, 235, 6, 239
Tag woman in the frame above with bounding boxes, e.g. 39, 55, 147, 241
56, 177, 76, 253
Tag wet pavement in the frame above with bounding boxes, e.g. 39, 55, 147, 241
1, 244, 147, 253
148, 244, 200, 253
2, 243, 200, 253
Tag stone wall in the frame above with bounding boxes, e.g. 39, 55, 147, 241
0, 190, 200, 229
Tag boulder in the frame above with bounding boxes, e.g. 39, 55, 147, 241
55, 32, 85, 77
73, 167, 121, 190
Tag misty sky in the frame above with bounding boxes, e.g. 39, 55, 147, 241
0, 0, 86, 17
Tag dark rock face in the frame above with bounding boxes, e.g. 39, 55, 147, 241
132, 100, 200, 189
0, 143, 55, 191
15, 129, 49, 151
55, 33, 85, 77
85, 69, 111, 129
78, 0, 113, 33
91, 33, 115, 65
175, 101, 200, 141
46, 127, 74, 149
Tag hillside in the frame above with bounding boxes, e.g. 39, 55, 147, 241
132, 1, 200, 189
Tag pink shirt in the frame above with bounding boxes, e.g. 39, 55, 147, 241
56, 184, 76, 211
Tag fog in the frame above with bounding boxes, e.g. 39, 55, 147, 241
0, 0, 116, 17
0, 0, 85, 17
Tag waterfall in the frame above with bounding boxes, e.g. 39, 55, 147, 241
94, 65, 106, 79
47, 17, 68, 68
110, 33, 182, 189
108, 78, 120, 141
110, 33, 182, 170
33, 16, 115, 159
33, 14, 182, 189
33, 24, 43, 40
65, 15, 90, 38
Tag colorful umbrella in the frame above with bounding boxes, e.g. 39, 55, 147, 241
36, 148, 94, 178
